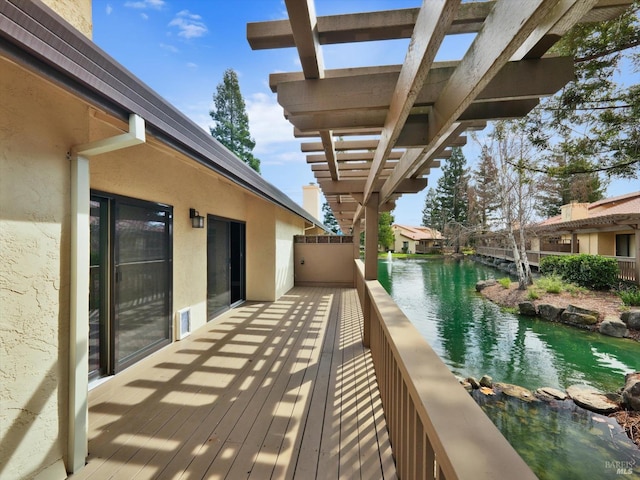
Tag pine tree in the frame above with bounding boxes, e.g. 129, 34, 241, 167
322, 202, 340, 234
210, 69, 261, 173
525, 1, 639, 179
472, 146, 500, 231
421, 188, 441, 229
434, 147, 469, 252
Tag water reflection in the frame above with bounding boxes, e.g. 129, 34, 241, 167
378, 257, 640, 479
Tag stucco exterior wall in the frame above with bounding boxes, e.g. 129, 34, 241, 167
0, 59, 85, 480
41, 0, 92, 39
275, 210, 305, 298
294, 243, 355, 287
597, 232, 616, 256
246, 200, 277, 301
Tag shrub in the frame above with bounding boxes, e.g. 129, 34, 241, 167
536, 275, 563, 294
498, 277, 511, 289
539, 254, 618, 291
527, 289, 540, 300
618, 288, 640, 306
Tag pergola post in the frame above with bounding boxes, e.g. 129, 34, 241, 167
362, 193, 379, 348
364, 193, 379, 281
352, 221, 361, 260
571, 232, 579, 253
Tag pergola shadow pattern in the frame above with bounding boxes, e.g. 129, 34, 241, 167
70, 287, 396, 480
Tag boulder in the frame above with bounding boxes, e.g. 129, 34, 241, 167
538, 304, 564, 322
560, 311, 598, 326
480, 375, 493, 388
566, 304, 600, 319
476, 279, 497, 292
535, 387, 567, 401
495, 383, 536, 402
599, 316, 628, 338
621, 372, 640, 411
466, 377, 480, 389
566, 384, 621, 414
518, 301, 537, 316
620, 310, 640, 330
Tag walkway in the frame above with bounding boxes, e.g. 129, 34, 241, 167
70, 287, 396, 479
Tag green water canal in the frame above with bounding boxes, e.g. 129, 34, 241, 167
378, 257, 640, 479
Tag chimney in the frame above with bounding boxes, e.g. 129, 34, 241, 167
41, 0, 93, 39
302, 183, 321, 220
561, 202, 589, 221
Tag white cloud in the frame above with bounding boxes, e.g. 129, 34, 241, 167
168, 10, 208, 39
186, 62, 198, 69
124, 0, 165, 9
245, 92, 297, 153
141, 13, 148, 20
106, 4, 113, 15
159, 43, 179, 53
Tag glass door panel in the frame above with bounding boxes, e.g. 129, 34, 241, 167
89, 197, 108, 379
114, 201, 171, 370
207, 217, 230, 319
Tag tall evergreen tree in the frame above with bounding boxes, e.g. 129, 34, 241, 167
322, 202, 340, 234
472, 146, 500, 232
210, 69, 261, 173
421, 188, 441, 229
434, 147, 469, 251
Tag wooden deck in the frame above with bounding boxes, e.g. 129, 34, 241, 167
71, 287, 397, 480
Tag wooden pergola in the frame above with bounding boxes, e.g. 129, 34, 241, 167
248, 0, 632, 275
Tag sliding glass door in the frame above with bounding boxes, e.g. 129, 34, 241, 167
89, 193, 172, 378
207, 215, 245, 319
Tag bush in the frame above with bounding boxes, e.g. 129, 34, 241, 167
539, 254, 618, 290
498, 277, 511, 289
618, 287, 640, 306
527, 289, 540, 300
536, 275, 563, 294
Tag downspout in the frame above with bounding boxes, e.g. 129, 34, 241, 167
67, 114, 145, 473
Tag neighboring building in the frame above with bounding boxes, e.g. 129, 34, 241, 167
478, 192, 640, 284
0, 2, 325, 478
392, 224, 443, 254
531, 192, 640, 258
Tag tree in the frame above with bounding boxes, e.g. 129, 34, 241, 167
524, 2, 639, 180
322, 202, 340, 234
378, 212, 395, 252
482, 121, 538, 289
421, 188, 440, 229
535, 154, 606, 217
210, 69, 261, 173
434, 147, 470, 252
472, 147, 500, 233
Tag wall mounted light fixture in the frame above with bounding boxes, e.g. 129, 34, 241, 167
189, 208, 204, 228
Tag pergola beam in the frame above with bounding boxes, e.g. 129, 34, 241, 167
306, 151, 403, 164
319, 178, 427, 195
278, 57, 573, 118
361, 0, 459, 207
248, 3, 494, 50
378, 0, 568, 207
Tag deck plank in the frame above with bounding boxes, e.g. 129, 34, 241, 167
69, 287, 396, 480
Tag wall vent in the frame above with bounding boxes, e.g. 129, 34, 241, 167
175, 307, 191, 340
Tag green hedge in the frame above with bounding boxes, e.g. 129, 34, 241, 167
539, 254, 619, 290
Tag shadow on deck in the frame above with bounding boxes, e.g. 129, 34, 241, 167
71, 286, 396, 479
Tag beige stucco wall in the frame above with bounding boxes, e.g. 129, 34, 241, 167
1, 49, 308, 479
393, 233, 416, 253
597, 232, 616, 256
294, 243, 355, 287
0, 59, 85, 480
275, 210, 305, 298
41, 0, 92, 39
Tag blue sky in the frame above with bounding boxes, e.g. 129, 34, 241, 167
93, 1, 638, 226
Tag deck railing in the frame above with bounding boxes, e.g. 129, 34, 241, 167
355, 260, 536, 480
476, 247, 638, 284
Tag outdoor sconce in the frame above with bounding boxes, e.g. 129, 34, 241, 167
189, 208, 204, 229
